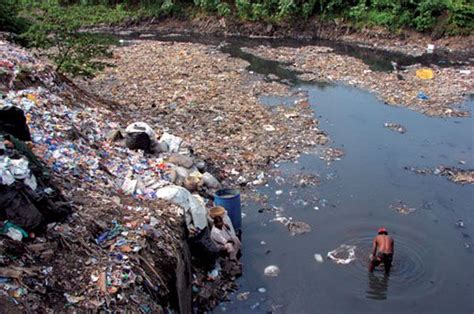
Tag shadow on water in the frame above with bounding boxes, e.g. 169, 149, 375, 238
366, 273, 390, 301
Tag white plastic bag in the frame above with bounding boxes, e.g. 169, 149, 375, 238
155, 185, 207, 230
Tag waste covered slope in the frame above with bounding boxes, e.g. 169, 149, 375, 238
82, 41, 328, 185
0, 40, 194, 312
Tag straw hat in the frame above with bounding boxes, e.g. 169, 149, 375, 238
208, 206, 226, 218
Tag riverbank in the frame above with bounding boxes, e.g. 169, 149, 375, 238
89, 15, 474, 57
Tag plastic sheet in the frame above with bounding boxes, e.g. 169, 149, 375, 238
327, 244, 356, 264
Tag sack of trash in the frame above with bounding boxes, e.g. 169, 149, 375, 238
0, 106, 31, 141
0, 133, 71, 232
124, 122, 155, 151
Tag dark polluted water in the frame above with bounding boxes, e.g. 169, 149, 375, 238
212, 57, 474, 313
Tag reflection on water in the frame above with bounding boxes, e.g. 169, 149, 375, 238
367, 273, 390, 300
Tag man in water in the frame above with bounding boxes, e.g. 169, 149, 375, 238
369, 227, 394, 274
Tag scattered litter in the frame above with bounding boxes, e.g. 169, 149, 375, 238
257, 287, 267, 293
384, 122, 406, 134
250, 302, 261, 310
327, 244, 356, 264
456, 220, 465, 228
407, 166, 474, 185
321, 148, 344, 161
417, 91, 429, 100
236, 291, 250, 301
275, 190, 283, 195
314, 254, 324, 263
426, 44, 435, 54
263, 124, 276, 132
287, 221, 312, 235
264, 265, 280, 277
391, 201, 417, 215
243, 45, 471, 117
416, 68, 434, 80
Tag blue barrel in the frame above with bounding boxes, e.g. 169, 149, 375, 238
214, 188, 241, 231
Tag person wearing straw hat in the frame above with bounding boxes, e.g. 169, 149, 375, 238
210, 215, 241, 261
369, 227, 394, 275
208, 206, 236, 237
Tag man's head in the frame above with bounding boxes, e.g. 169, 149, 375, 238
213, 216, 224, 229
378, 227, 388, 235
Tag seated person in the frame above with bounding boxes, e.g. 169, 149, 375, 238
210, 216, 241, 261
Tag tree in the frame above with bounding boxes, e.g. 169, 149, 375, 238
20, 2, 116, 77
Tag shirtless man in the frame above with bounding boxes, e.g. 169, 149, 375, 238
369, 228, 394, 274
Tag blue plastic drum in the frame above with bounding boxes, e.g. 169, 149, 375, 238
214, 188, 241, 231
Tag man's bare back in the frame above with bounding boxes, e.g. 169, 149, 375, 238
374, 234, 394, 254
369, 228, 394, 274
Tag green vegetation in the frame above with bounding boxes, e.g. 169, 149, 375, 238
18, 0, 473, 34
2, 0, 472, 78
13, 2, 118, 77
0, 1, 31, 33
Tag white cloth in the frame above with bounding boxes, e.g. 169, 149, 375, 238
125, 122, 155, 138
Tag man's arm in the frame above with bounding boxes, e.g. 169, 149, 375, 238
371, 238, 378, 257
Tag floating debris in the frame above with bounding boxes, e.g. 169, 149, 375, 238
237, 292, 250, 301
264, 265, 280, 277
391, 201, 417, 215
327, 244, 356, 264
314, 254, 324, 263
243, 45, 472, 117
321, 148, 345, 161
407, 166, 474, 185
384, 122, 407, 134
287, 221, 312, 235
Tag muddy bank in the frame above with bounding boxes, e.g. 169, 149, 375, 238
90, 15, 474, 57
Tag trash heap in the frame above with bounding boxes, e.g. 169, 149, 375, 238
242, 45, 473, 117
0, 40, 247, 312
81, 41, 328, 186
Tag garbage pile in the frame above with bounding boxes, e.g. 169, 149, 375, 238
242, 45, 473, 117
80, 41, 328, 186
0, 40, 243, 312
407, 166, 474, 185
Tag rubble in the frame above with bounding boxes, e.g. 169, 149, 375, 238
242, 45, 473, 117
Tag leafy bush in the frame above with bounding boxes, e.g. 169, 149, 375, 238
235, 0, 252, 19
217, 2, 231, 16
0, 0, 31, 33
20, 2, 116, 77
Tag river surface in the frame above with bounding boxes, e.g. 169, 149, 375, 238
118, 33, 473, 313
219, 39, 473, 313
